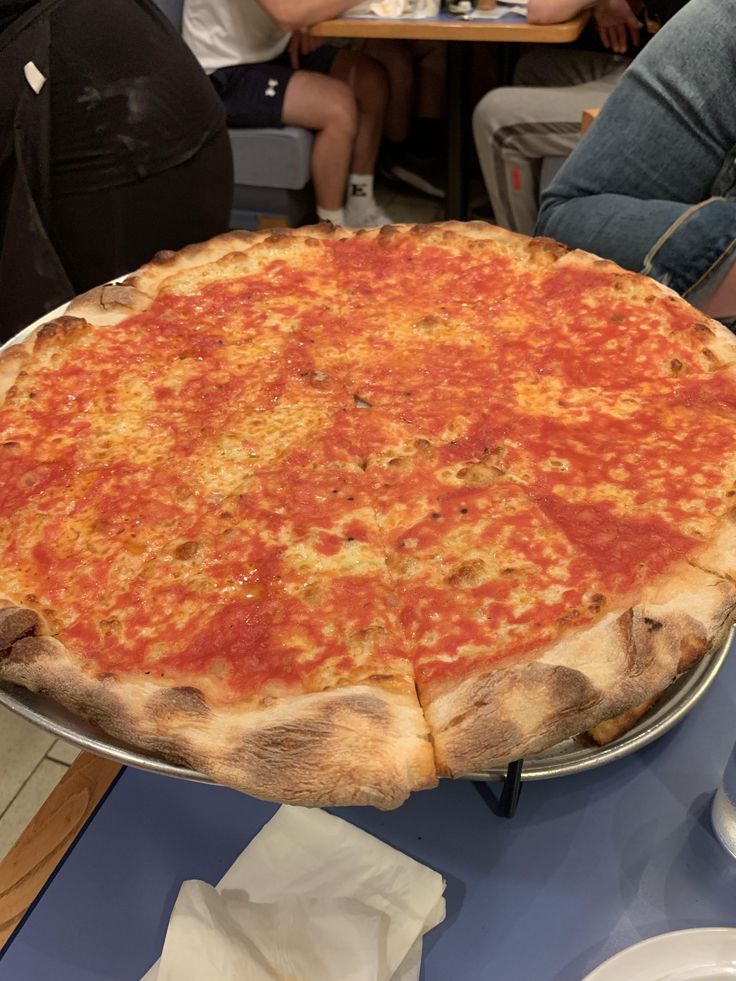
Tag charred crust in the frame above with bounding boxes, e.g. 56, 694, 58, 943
436, 661, 601, 772
587, 593, 606, 614
221, 690, 408, 807
174, 540, 199, 560
623, 609, 658, 675
413, 314, 447, 333
149, 685, 210, 720
98, 617, 121, 634
348, 625, 387, 648
643, 617, 663, 632
239, 721, 308, 759
447, 559, 486, 587
3, 634, 55, 664
677, 632, 709, 673
0, 606, 43, 653
557, 609, 581, 626
338, 692, 391, 720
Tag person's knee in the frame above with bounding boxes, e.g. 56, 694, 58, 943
351, 52, 390, 109
323, 79, 359, 140
535, 193, 566, 238
472, 88, 522, 144
366, 39, 412, 78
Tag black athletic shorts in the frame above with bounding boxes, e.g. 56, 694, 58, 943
210, 44, 340, 129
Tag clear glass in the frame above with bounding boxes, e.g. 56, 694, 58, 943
711, 746, 736, 860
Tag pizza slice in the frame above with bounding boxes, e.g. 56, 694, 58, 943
1, 462, 436, 809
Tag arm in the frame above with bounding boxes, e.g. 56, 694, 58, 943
255, 0, 360, 31
594, 0, 642, 52
526, 0, 595, 25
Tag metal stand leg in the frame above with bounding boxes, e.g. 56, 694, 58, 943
445, 41, 469, 221
473, 759, 524, 819
499, 759, 524, 818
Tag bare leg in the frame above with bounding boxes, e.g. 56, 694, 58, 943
411, 40, 446, 121
364, 39, 414, 143
330, 49, 389, 175
281, 71, 357, 210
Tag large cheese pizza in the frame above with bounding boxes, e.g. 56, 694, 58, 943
1, 222, 735, 809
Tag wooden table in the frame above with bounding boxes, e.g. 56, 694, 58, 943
0, 754, 121, 950
311, 10, 590, 218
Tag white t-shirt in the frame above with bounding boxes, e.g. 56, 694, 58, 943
182, 0, 291, 74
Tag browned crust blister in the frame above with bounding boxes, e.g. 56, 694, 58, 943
0, 604, 436, 809
2, 221, 736, 807
66, 283, 152, 326
422, 563, 736, 776
0, 343, 33, 401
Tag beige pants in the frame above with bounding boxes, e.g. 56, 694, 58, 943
472, 49, 630, 236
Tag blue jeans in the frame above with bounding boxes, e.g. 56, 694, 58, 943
536, 0, 736, 312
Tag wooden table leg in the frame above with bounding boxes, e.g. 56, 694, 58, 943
0, 752, 122, 951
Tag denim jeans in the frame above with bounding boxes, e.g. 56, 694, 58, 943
536, 0, 736, 313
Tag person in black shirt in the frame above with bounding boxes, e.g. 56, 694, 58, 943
0, 0, 233, 341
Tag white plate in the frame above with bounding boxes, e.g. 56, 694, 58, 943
584, 929, 736, 981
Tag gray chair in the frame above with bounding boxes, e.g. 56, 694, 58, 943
155, 0, 315, 229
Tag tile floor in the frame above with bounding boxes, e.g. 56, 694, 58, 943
0, 704, 79, 861
377, 180, 445, 225
0, 182, 455, 865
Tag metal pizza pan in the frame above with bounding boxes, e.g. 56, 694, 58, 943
1, 628, 732, 786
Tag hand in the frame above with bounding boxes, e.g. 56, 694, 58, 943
594, 0, 642, 53
288, 30, 320, 69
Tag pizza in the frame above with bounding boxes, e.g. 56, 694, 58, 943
1, 221, 736, 810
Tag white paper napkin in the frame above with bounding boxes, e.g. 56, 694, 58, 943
141, 805, 446, 981
346, 0, 440, 19
465, 5, 526, 17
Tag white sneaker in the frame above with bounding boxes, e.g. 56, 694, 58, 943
343, 201, 395, 229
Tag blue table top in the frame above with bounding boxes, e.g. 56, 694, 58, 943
343, 10, 528, 24
4, 645, 736, 981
